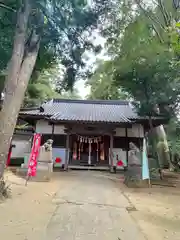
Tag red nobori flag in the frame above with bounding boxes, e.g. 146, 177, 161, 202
27, 133, 41, 177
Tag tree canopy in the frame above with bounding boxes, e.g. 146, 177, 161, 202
87, 60, 130, 100
89, 0, 180, 117
0, 0, 113, 178
0, 0, 111, 103
86, 0, 180, 169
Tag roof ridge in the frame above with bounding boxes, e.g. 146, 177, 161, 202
52, 98, 130, 105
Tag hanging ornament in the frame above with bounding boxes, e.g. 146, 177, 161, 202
100, 142, 105, 161
96, 141, 99, 163
73, 142, 77, 160
81, 141, 84, 152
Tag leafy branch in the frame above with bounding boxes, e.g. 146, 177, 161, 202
0, 1, 15, 12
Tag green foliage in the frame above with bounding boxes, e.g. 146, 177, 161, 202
87, 61, 130, 100
0, 0, 111, 103
24, 65, 82, 106
92, 0, 180, 169
166, 118, 180, 154
102, 11, 180, 118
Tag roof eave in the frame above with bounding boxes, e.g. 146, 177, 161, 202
46, 118, 133, 126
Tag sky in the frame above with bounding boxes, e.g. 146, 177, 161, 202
74, 32, 107, 99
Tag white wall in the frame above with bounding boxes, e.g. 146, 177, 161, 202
128, 124, 144, 138
115, 124, 144, 138
36, 120, 52, 134
54, 125, 65, 134
36, 120, 144, 138
115, 128, 126, 137
36, 120, 65, 135
11, 136, 32, 158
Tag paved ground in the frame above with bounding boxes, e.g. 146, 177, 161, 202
45, 171, 146, 240
2, 170, 180, 239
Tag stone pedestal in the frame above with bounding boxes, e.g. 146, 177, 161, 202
124, 143, 145, 188
35, 147, 53, 181
124, 165, 142, 187
124, 178, 150, 188
18, 141, 54, 182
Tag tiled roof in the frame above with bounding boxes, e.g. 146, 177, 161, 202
20, 99, 139, 123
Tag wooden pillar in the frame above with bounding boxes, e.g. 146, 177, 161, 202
51, 123, 55, 139
125, 127, 128, 166
110, 134, 114, 173
64, 131, 70, 171
88, 141, 91, 165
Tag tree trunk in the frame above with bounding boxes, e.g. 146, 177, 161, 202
0, 0, 40, 179
0, 40, 40, 179
148, 115, 173, 171
148, 116, 160, 166
152, 105, 173, 170
155, 125, 174, 170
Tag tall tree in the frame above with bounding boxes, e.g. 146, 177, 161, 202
0, 0, 110, 179
87, 61, 130, 100
100, 7, 180, 168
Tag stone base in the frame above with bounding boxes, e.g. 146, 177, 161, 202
35, 162, 53, 182
124, 178, 151, 188
16, 167, 27, 177
110, 166, 115, 173
17, 162, 53, 182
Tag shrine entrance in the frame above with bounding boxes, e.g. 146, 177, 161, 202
69, 134, 110, 167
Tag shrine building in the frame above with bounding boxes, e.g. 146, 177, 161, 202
17, 99, 166, 171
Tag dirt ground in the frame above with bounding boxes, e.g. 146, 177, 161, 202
121, 180, 180, 240
0, 170, 61, 239
0, 170, 180, 240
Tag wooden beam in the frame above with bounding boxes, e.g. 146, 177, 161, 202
110, 134, 114, 173
125, 127, 128, 165
64, 132, 70, 170
51, 123, 54, 139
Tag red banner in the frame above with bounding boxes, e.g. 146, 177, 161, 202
6, 146, 12, 167
27, 133, 41, 177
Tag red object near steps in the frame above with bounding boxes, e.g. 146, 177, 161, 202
55, 157, 62, 163
117, 160, 123, 167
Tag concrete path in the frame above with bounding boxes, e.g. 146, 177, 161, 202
46, 171, 146, 240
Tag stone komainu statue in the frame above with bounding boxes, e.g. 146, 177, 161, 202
43, 139, 53, 152
124, 142, 142, 186
37, 139, 54, 181
128, 142, 141, 166
38, 139, 53, 163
